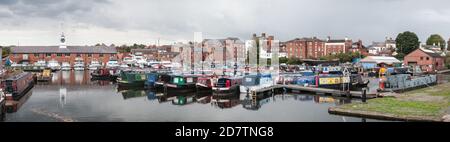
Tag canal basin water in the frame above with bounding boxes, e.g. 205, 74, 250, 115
3, 71, 386, 122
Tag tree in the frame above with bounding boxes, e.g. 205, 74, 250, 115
396, 31, 420, 59
279, 57, 288, 64
286, 57, 302, 65
2, 46, 11, 58
319, 52, 363, 63
426, 34, 446, 50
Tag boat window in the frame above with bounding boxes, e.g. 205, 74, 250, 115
186, 77, 193, 83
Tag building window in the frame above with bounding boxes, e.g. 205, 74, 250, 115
65, 53, 70, 57
57, 53, 62, 57
420, 57, 423, 60
99, 54, 104, 57
88, 54, 92, 57
34, 53, 39, 57
426, 57, 429, 60
46, 53, 52, 57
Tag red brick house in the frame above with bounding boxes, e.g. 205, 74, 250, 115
403, 48, 446, 72
324, 37, 353, 55
285, 37, 325, 59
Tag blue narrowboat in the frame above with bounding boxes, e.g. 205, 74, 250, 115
239, 74, 273, 93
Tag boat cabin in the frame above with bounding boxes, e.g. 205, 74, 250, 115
169, 75, 198, 86
215, 77, 242, 88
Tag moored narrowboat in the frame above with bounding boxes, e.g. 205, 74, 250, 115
117, 71, 146, 89
196, 75, 215, 93
240, 74, 273, 93
1, 72, 35, 100
91, 68, 119, 81
212, 77, 242, 98
144, 73, 159, 89
154, 74, 172, 90
164, 75, 198, 95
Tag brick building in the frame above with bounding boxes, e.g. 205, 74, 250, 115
10, 33, 117, 66
324, 37, 353, 55
131, 45, 178, 61
285, 37, 325, 59
403, 48, 446, 72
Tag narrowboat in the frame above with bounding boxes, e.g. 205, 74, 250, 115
164, 75, 198, 95
292, 76, 316, 87
144, 73, 159, 89
117, 71, 146, 89
196, 75, 215, 93
154, 74, 172, 90
212, 77, 242, 98
317, 75, 351, 89
240, 74, 273, 93
36, 69, 53, 82
1, 72, 34, 100
321, 66, 342, 74
91, 68, 119, 81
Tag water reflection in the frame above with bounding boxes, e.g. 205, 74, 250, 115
3, 71, 388, 122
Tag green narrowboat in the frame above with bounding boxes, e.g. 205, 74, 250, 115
117, 71, 147, 89
164, 75, 198, 95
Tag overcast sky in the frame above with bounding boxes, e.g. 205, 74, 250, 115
1, 0, 450, 46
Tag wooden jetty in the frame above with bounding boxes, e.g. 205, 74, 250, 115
251, 84, 377, 98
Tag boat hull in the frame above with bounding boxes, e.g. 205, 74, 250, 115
196, 83, 212, 94
91, 74, 118, 81
117, 80, 145, 89
212, 85, 240, 99
164, 84, 197, 95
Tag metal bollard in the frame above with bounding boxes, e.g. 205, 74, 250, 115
362, 87, 367, 103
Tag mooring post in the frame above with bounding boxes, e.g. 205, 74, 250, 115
246, 87, 250, 97
362, 87, 367, 103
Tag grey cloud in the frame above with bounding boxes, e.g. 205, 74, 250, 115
2, 0, 450, 45
2, 0, 110, 18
